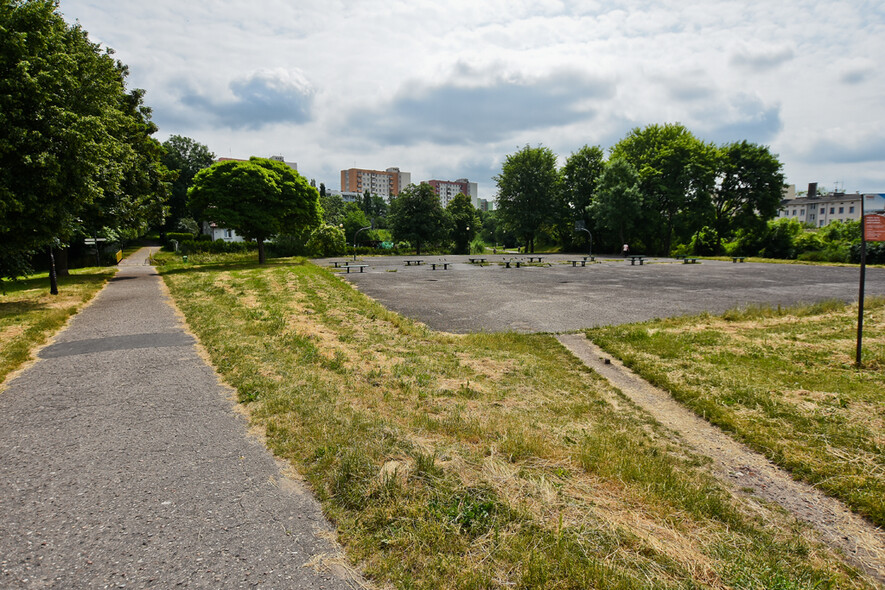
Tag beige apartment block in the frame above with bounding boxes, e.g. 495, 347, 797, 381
340, 167, 411, 199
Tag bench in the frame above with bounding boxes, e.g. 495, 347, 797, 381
682, 258, 699, 264
732, 256, 746, 263
568, 260, 588, 267
404, 259, 424, 266
330, 260, 348, 268
342, 264, 368, 273
430, 262, 450, 270
503, 260, 522, 268
526, 256, 544, 263
583, 255, 595, 262
468, 258, 487, 264
627, 255, 646, 265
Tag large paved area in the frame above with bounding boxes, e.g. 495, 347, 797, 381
0, 249, 356, 589
332, 254, 885, 332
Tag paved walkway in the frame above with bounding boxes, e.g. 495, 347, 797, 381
0, 249, 359, 589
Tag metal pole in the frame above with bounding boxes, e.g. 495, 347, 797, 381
856, 214, 867, 367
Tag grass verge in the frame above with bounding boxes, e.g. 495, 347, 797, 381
157, 252, 871, 589
0, 267, 116, 387
587, 299, 885, 528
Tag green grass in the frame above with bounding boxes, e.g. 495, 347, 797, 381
155, 251, 869, 589
587, 299, 885, 528
0, 267, 116, 387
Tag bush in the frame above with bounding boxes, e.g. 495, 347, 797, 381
689, 226, 721, 255
179, 239, 256, 254
306, 224, 346, 257
164, 232, 195, 251
268, 233, 309, 258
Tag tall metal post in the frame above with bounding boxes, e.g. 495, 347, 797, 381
856, 214, 866, 367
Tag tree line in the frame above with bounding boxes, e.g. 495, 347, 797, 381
1, 0, 171, 289
494, 123, 786, 255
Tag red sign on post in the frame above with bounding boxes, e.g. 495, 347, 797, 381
865, 214, 885, 242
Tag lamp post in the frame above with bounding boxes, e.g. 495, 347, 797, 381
353, 225, 372, 261
574, 220, 592, 258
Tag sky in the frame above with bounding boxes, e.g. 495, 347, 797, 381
57, 0, 885, 202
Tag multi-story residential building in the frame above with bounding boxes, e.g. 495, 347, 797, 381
340, 167, 411, 199
777, 183, 863, 227
425, 178, 478, 208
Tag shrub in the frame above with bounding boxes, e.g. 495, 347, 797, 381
306, 224, 346, 257
689, 226, 721, 255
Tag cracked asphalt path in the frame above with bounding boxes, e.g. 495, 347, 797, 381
0, 249, 359, 589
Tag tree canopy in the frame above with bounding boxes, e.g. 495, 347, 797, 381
446, 193, 479, 254
188, 157, 322, 263
161, 135, 215, 230
494, 145, 559, 253
388, 183, 450, 255
1, 0, 170, 284
610, 123, 717, 254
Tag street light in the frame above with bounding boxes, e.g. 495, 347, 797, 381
574, 220, 592, 258
353, 225, 372, 261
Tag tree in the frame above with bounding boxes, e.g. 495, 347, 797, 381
320, 191, 346, 226
341, 202, 370, 248
446, 193, 479, 254
1, 0, 168, 288
713, 141, 785, 239
306, 224, 346, 257
611, 124, 716, 254
388, 183, 450, 255
161, 135, 215, 229
494, 145, 560, 253
559, 145, 605, 246
188, 157, 321, 264
590, 158, 643, 248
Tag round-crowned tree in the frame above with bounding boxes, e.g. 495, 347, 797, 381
188, 157, 322, 263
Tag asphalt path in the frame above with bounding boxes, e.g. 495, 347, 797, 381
332, 254, 885, 332
0, 249, 357, 589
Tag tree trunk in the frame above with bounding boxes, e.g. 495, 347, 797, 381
416, 239, 422, 256
48, 247, 59, 295
56, 247, 70, 277
257, 239, 266, 264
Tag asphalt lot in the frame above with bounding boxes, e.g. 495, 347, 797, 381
328, 254, 885, 333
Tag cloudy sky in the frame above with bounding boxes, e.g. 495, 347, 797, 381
58, 0, 885, 201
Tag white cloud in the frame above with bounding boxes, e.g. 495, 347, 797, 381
55, 0, 885, 198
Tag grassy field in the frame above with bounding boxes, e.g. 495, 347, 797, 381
0, 267, 116, 388
587, 300, 885, 529
157, 252, 870, 589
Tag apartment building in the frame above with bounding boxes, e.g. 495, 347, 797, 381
340, 167, 411, 199
778, 183, 863, 227
426, 179, 478, 208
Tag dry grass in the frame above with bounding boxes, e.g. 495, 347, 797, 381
158, 253, 871, 589
588, 299, 885, 528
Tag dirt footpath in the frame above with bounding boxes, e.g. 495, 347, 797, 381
557, 334, 885, 586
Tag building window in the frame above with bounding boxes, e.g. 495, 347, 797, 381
839, 207, 844, 214
820, 220, 825, 227
830, 207, 835, 214
792, 210, 797, 216
800, 209, 805, 215
849, 206, 855, 214
820, 208, 825, 214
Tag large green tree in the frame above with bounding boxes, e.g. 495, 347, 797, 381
590, 158, 644, 248
388, 183, 450, 255
611, 124, 716, 254
446, 193, 479, 254
1, 0, 169, 287
161, 135, 215, 229
713, 140, 785, 239
494, 145, 559, 253
188, 157, 322, 264
559, 145, 605, 246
